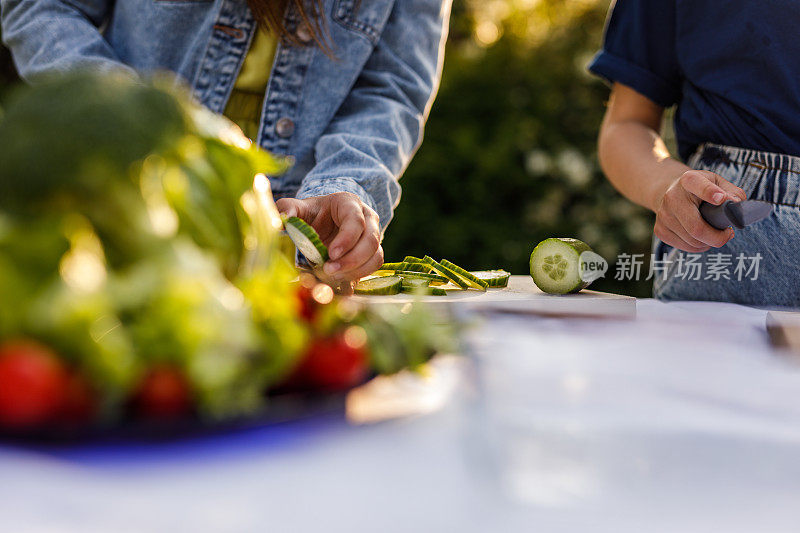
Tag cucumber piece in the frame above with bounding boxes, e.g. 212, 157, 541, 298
398, 261, 431, 273
282, 216, 328, 265
403, 256, 426, 264
529, 238, 593, 294
440, 259, 489, 289
470, 270, 511, 288
380, 260, 431, 273
394, 271, 448, 282
354, 276, 402, 295
421, 256, 475, 291
401, 278, 430, 292
401, 278, 448, 296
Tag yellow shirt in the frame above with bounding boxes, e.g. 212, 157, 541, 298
223, 29, 277, 140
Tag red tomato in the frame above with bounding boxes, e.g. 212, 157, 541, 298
60, 372, 96, 424
0, 340, 69, 429
134, 366, 191, 418
294, 333, 369, 391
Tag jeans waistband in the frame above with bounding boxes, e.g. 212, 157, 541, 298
690, 143, 800, 207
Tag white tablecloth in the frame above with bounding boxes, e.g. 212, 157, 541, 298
2, 300, 800, 533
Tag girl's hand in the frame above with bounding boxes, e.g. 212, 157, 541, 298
276, 192, 384, 282
654, 170, 747, 253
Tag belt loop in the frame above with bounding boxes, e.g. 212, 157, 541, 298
698, 144, 731, 166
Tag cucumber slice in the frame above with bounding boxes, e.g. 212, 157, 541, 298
421, 256, 479, 291
379, 260, 431, 273
421, 256, 469, 290
401, 278, 430, 292
401, 278, 449, 296
394, 271, 448, 282
355, 275, 402, 295
470, 270, 511, 288
529, 238, 592, 294
398, 261, 431, 273
440, 259, 489, 289
283, 216, 328, 265
403, 256, 426, 264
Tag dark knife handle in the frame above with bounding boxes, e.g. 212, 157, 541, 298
699, 201, 740, 230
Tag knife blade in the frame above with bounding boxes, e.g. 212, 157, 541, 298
699, 199, 773, 230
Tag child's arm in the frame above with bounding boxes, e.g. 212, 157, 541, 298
598, 83, 746, 253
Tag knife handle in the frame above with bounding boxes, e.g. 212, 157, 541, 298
699, 201, 736, 230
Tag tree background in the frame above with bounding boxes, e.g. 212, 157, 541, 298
0, 0, 655, 297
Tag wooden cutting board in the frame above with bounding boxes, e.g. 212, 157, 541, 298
351, 275, 636, 319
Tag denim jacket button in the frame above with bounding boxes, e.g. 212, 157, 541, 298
276, 117, 295, 138
296, 23, 312, 44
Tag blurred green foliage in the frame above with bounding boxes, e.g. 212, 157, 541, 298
0, 0, 655, 296
383, 0, 655, 297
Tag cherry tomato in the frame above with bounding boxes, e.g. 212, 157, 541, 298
294, 332, 369, 391
133, 366, 191, 418
0, 340, 69, 429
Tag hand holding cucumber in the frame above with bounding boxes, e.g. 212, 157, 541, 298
654, 170, 746, 253
277, 192, 384, 282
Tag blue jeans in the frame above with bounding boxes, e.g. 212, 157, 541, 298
654, 144, 800, 307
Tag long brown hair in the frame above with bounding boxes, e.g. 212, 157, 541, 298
247, 0, 331, 52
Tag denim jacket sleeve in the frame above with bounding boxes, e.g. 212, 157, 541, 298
295, 0, 451, 233
0, 0, 135, 81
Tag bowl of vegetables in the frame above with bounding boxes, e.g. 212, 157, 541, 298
0, 72, 454, 440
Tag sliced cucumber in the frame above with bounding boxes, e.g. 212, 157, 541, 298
355, 275, 402, 295
440, 259, 489, 289
529, 238, 592, 294
398, 261, 431, 273
422, 256, 486, 291
421, 256, 471, 290
394, 270, 447, 282
401, 278, 430, 291
283, 216, 328, 265
401, 278, 449, 296
366, 253, 505, 295
470, 270, 511, 288
380, 260, 431, 273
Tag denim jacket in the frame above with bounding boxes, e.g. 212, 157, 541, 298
0, 0, 451, 231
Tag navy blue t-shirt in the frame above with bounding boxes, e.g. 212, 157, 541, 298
589, 0, 800, 161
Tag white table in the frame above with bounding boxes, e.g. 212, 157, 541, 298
2, 299, 800, 533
